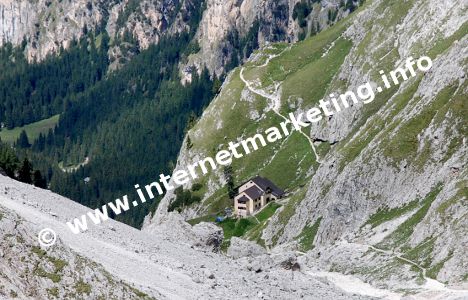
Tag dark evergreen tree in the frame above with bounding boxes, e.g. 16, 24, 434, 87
33, 170, 47, 188
168, 187, 201, 212
18, 158, 33, 184
346, 0, 356, 12
212, 76, 222, 95
0, 32, 111, 128
224, 166, 236, 199
292, 1, 312, 28
0, 142, 19, 177
17, 130, 31, 148
32, 133, 46, 152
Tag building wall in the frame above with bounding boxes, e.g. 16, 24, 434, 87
234, 198, 238, 216
248, 198, 254, 214
234, 194, 242, 216
237, 202, 247, 217
234, 191, 254, 217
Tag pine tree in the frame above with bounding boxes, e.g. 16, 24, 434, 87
32, 133, 46, 152
17, 130, 31, 148
33, 170, 47, 188
224, 166, 236, 199
0, 143, 19, 177
346, 0, 356, 12
212, 76, 222, 95
18, 158, 33, 184
0, 14, 218, 227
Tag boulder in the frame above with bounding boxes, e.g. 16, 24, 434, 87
145, 213, 223, 252
192, 222, 223, 253
227, 237, 267, 259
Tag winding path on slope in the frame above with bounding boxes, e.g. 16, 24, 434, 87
300, 241, 468, 299
239, 43, 467, 299
366, 244, 452, 292
60, 156, 90, 173
341, 240, 468, 297
239, 53, 323, 164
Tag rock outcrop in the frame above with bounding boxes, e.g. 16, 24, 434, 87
188, 0, 350, 76
0, 0, 351, 74
0, 0, 199, 63
227, 237, 267, 259
144, 213, 223, 252
0, 0, 103, 61
0, 175, 372, 299
0, 206, 149, 299
144, 0, 468, 294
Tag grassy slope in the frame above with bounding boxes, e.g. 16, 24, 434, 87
187, 16, 353, 218
184, 0, 466, 262
216, 202, 282, 250
0, 115, 60, 144
183, 17, 354, 247
336, 2, 466, 279
185, 0, 388, 235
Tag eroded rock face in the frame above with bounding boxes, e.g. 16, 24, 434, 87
0, 0, 104, 61
189, 0, 347, 76
0, 0, 348, 74
0, 207, 150, 299
263, 1, 468, 287
192, 222, 224, 252
0, 0, 196, 63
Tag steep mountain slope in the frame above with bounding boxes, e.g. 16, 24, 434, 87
0, 205, 148, 299
145, 0, 468, 293
0, 0, 359, 229
0, 0, 355, 73
186, 0, 353, 76
0, 0, 200, 64
1, 0, 466, 297
0, 175, 379, 299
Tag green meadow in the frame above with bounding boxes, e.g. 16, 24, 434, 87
0, 115, 60, 144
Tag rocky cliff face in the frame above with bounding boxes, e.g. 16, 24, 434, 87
145, 0, 468, 294
0, 0, 197, 66
0, 0, 350, 74
187, 0, 349, 76
0, 207, 146, 299
0, 0, 103, 61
